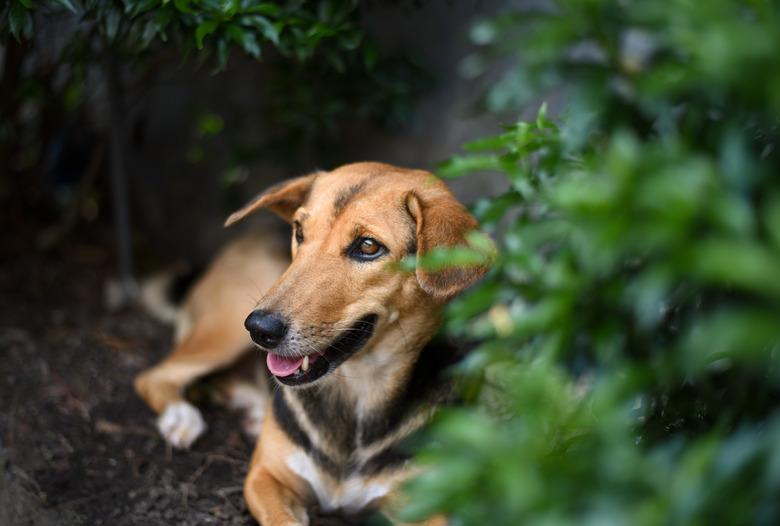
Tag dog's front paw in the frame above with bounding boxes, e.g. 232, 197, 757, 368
157, 401, 206, 448
226, 383, 268, 438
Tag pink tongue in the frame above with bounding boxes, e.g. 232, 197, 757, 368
267, 353, 304, 377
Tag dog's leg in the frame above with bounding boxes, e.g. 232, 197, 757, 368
243, 402, 314, 526
380, 488, 449, 526
134, 318, 249, 448
244, 467, 310, 526
208, 353, 270, 438
225, 380, 269, 438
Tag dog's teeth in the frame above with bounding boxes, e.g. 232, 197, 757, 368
302, 356, 309, 372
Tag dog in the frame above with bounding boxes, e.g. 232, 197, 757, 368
134, 162, 491, 525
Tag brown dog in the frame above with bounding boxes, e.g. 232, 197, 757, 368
134, 162, 490, 524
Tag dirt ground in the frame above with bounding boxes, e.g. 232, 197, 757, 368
0, 220, 261, 526
0, 224, 367, 526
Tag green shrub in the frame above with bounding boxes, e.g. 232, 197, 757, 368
406, 1, 780, 524
1, 0, 366, 67
0, 1, 423, 178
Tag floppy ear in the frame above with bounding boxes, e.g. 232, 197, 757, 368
224, 174, 317, 226
405, 190, 492, 300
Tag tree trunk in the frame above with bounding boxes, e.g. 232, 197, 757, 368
104, 50, 138, 305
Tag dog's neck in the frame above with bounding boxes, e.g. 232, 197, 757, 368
332, 307, 444, 418
277, 306, 460, 476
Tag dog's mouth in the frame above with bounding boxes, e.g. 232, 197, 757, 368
265, 314, 378, 386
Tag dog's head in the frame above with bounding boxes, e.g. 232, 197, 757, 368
225, 162, 491, 387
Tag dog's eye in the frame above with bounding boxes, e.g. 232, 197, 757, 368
293, 221, 303, 244
359, 239, 380, 255
348, 237, 386, 261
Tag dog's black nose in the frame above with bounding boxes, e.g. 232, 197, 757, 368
245, 310, 288, 349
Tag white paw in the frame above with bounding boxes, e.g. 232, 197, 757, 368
241, 405, 266, 438
157, 402, 206, 449
227, 383, 267, 438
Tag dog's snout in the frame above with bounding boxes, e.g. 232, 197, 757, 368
245, 310, 288, 349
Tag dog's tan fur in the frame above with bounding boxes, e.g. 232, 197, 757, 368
134, 232, 288, 413
135, 162, 489, 524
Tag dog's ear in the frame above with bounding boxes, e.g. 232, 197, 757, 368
405, 190, 492, 300
224, 174, 317, 226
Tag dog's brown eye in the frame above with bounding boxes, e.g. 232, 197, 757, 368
359, 239, 379, 255
348, 237, 386, 261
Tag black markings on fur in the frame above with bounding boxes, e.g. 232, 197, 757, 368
293, 314, 379, 460
279, 335, 463, 478
358, 447, 411, 476
323, 314, 378, 371
406, 236, 417, 256
333, 181, 368, 217
168, 264, 205, 305
272, 390, 340, 477
405, 212, 418, 256
359, 337, 461, 447
275, 315, 377, 387
298, 387, 357, 467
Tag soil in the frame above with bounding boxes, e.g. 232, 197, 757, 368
0, 225, 365, 526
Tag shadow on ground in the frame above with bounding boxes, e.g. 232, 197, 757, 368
0, 224, 371, 525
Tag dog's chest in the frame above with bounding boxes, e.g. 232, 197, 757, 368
273, 339, 459, 512
285, 450, 398, 512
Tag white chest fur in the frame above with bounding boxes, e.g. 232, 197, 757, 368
286, 451, 393, 512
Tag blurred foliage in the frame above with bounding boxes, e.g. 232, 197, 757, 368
405, 1, 780, 524
0, 0, 426, 182
262, 51, 429, 160
1, 0, 366, 68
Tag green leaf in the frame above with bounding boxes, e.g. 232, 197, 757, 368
241, 31, 261, 58
215, 35, 230, 70
242, 14, 279, 45
416, 245, 493, 273
681, 309, 780, 371
154, 7, 172, 40
9, 3, 32, 41
687, 239, 780, 298
196, 112, 224, 136
221, 0, 239, 16
195, 20, 218, 49
225, 23, 244, 43
463, 132, 514, 153
245, 3, 281, 17
437, 155, 503, 178
139, 18, 158, 48
536, 101, 548, 128
173, 0, 194, 14
104, 8, 120, 41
